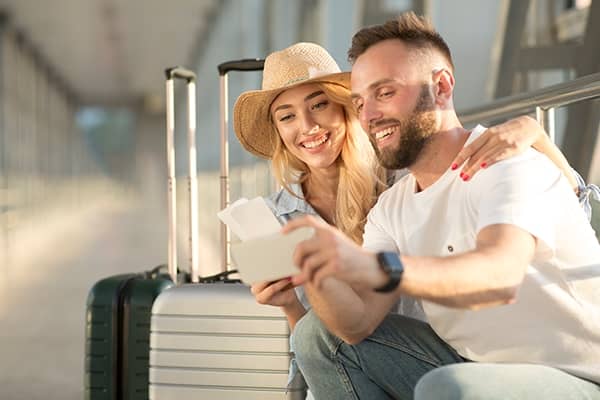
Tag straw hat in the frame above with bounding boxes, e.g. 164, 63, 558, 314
233, 42, 350, 159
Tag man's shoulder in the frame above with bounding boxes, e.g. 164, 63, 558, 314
468, 123, 555, 178
479, 147, 559, 184
373, 173, 412, 209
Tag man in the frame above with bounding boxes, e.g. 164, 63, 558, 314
284, 12, 600, 400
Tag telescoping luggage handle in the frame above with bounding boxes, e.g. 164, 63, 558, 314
218, 58, 265, 273
165, 67, 200, 283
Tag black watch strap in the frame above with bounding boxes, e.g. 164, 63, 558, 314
374, 251, 404, 293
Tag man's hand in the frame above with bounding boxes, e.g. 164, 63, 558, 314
281, 215, 386, 289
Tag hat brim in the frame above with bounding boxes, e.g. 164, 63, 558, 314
233, 71, 350, 159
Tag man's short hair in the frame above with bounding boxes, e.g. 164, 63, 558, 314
348, 12, 454, 70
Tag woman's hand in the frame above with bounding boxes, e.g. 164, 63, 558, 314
452, 116, 543, 180
250, 278, 297, 308
452, 115, 578, 188
250, 278, 306, 329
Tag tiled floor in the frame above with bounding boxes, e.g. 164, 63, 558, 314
0, 195, 167, 400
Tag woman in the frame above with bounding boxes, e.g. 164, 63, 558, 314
232, 42, 579, 330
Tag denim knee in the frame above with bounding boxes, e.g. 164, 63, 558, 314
292, 310, 337, 370
415, 365, 464, 400
416, 363, 600, 400
414, 364, 484, 400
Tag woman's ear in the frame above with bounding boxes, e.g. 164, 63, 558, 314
432, 68, 454, 105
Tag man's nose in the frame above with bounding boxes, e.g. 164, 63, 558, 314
360, 99, 383, 130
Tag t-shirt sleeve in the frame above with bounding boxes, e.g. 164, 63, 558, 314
363, 194, 400, 253
473, 149, 569, 260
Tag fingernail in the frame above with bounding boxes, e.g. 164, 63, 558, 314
462, 174, 470, 181
480, 162, 487, 168
451, 163, 458, 170
459, 172, 464, 178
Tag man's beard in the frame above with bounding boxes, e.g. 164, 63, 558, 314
370, 87, 437, 170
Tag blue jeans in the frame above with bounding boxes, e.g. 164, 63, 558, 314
293, 310, 600, 400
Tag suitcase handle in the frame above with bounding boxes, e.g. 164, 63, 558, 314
217, 59, 265, 75
165, 66, 197, 82
218, 59, 265, 273
165, 66, 200, 283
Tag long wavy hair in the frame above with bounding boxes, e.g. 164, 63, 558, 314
270, 82, 386, 244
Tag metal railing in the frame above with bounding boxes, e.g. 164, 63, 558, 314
459, 72, 600, 143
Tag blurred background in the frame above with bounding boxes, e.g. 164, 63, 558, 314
0, 0, 597, 398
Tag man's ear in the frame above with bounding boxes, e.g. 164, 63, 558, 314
432, 68, 454, 105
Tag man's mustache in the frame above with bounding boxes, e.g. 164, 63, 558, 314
369, 118, 401, 133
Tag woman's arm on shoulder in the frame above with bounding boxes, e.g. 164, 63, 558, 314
453, 115, 578, 189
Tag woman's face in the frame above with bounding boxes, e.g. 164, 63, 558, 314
270, 83, 346, 172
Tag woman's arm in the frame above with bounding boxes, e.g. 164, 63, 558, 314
453, 115, 578, 189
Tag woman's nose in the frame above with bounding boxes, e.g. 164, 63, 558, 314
300, 113, 319, 135
307, 124, 320, 135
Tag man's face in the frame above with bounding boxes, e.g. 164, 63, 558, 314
351, 40, 438, 169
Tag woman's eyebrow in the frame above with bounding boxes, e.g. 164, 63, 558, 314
272, 103, 292, 113
304, 90, 325, 102
272, 90, 325, 114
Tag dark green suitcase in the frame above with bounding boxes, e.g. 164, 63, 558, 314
84, 267, 174, 400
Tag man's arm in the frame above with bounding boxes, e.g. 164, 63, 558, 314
284, 215, 402, 345
302, 277, 399, 345
288, 217, 536, 335
398, 223, 536, 308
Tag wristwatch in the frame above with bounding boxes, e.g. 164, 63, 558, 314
374, 251, 404, 293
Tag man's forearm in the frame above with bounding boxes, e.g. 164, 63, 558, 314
303, 277, 398, 344
303, 278, 369, 340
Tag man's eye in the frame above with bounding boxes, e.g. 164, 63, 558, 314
355, 103, 363, 113
378, 90, 394, 99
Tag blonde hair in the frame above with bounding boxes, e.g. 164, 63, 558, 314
270, 82, 385, 244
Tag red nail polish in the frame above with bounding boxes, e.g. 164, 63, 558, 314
481, 162, 487, 168
451, 163, 458, 170
459, 172, 464, 178
463, 174, 470, 181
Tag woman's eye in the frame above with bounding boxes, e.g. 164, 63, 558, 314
278, 113, 293, 122
311, 100, 329, 110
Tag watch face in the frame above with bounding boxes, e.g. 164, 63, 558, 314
375, 251, 403, 293
379, 252, 403, 273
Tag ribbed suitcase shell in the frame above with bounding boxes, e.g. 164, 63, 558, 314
85, 273, 174, 400
149, 283, 303, 399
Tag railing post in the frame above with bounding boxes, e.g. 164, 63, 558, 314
536, 106, 556, 143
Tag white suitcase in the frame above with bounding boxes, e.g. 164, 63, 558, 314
149, 284, 301, 399
149, 64, 304, 399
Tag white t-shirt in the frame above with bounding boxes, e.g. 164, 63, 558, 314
363, 125, 600, 383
